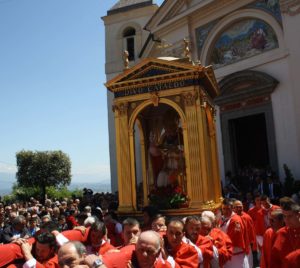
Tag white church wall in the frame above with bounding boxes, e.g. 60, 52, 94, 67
255, 58, 300, 180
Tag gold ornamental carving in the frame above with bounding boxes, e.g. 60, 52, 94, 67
150, 92, 159, 107
182, 92, 197, 106
123, 50, 130, 70
280, 0, 300, 15
183, 38, 191, 61
112, 102, 128, 116
200, 92, 207, 108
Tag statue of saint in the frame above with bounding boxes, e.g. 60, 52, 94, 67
147, 110, 185, 188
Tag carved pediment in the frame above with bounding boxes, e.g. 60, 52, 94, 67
105, 58, 219, 100
118, 59, 188, 82
106, 58, 195, 86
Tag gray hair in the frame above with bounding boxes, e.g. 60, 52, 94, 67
201, 210, 216, 223
12, 215, 26, 226
138, 230, 161, 250
84, 216, 97, 227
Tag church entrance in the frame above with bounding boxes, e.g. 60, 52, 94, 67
229, 113, 269, 171
216, 70, 279, 177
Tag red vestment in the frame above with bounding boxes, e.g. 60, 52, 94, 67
270, 226, 300, 268
35, 255, 59, 268
6, 253, 59, 268
260, 228, 276, 268
284, 249, 300, 268
103, 245, 173, 268
241, 212, 256, 250
0, 237, 35, 267
247, 206, 260, 223
209, 228, 233, 267
106, 222, 123, 247
95, 240, 116, 255
247, 206, 261, 245
221, 213, 246, 252
168, 242, 199, 268
194, 234, 213, 268
61, 228, 90, 242
255, 205, 280, 236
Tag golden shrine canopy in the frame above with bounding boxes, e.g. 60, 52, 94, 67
105, 57, 222, 215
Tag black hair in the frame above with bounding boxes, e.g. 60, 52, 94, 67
36, 232, 56, 248
123, 217, 140, 228
90, 220, 107, 236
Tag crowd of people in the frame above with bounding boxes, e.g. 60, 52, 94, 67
0, 178, 299, 267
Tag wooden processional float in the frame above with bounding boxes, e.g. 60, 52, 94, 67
105, 40, 223, 216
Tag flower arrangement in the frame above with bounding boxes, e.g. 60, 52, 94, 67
148, 184, 189, 209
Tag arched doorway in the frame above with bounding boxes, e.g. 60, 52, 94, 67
215, 70, 279, 176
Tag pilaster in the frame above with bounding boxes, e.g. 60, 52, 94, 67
113, 102, 134, 212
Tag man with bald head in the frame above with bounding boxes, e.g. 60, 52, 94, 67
103, 230, 173, 268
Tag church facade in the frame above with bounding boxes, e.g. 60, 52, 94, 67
102, 0, 300, 193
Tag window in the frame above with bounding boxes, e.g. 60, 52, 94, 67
123, 27, 136, 61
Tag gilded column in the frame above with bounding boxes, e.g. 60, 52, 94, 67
182, 91, 204, 208
113, 102, 134, 212
209, 107, 222, 204
195, 90, 211, 204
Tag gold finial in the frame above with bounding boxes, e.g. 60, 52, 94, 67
123, 50, 129, 70
183, 38, 191, 61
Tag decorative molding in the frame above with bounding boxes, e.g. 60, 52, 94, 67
280, 0, 300, 15
215, 70, 278, 107
159, 0, 186, 25
112, 102, 129, 115
131, 102, 137, 109
150, 92, 159, 106
200, 90, 207, 108
182, 92, 197, 106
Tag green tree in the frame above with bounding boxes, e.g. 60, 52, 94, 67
16, 150, 72, 202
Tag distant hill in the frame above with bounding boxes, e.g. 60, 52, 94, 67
0, 172, 16, 196
69, 181, 112, 193
0, 172, 111, 196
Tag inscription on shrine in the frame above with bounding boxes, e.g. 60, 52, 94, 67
114, 79, 198, 98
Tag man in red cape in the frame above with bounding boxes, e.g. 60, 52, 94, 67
270, 200, 300, 268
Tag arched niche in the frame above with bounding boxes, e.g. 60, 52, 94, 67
201, 9, 284, 68
129, 99, 189, 210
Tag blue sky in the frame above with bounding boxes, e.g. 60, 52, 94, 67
0, 0, 164, 187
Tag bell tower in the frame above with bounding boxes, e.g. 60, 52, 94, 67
102, 1, 159, 193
